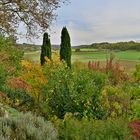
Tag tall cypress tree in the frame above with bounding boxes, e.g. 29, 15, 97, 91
60, 27, 71, 67
40, 32, 51, 65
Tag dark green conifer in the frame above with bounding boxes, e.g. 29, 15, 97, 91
60, 27, 71, 67
40, 32, 51, 65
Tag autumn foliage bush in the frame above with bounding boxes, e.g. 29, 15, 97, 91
129, 120, 140, 140
3, 51, 139, 122
100, 85, 131, 118
88, 55, 129, 84
1, 35, 140, 139
0, 36, 23, 90
6, 52, 106, 119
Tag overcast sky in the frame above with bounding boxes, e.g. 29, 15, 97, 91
18, 0, 140, 46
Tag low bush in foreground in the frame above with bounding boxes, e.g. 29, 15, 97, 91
52, 114, 132, 140
41, 66, 107, 119
0, 112, 57, 140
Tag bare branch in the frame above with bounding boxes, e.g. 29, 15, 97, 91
0, 0, 68, 37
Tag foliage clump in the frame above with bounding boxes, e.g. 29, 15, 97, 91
0, 112, 57, 140
41, 32, 52, 65
134, 64, 140, 82
0, 36, 23, 90
41, 62, 106, 119
60, 27, 71, 67
52, 115, 131, 140
100, 85, 131, 118
88, 55, 129, 84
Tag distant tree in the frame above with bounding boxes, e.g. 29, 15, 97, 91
75, 48, 80, 52
40, 32, 51, 65
0, 0, 68, 37
60, 27, 71, 67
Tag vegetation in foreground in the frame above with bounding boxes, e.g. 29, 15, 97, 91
0, 36, 140, 140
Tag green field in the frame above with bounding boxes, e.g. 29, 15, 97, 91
24, 50, 140, 61
24, 51, 40, 61
72, 50, 140, 62
24, 49, 140, 71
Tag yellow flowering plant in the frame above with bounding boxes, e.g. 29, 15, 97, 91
100, 85, 131, 118
20, 60, 48, 102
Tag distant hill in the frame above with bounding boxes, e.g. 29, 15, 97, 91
17, 41, 140, 52
73, 41, 140, 51
72, 45, 89, 49
17, 43, 60, 52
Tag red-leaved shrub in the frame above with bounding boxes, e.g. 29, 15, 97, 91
88, 56, 129, 84
129, 121, 140, 140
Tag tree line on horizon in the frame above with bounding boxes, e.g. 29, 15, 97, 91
82, 41, 140, 51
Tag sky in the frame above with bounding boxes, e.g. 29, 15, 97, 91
18, 0, 140, 46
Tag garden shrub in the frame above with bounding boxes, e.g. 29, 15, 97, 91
0, 66, 6, 90
129, 120, 140, 140
88, 55, 129, 85
53, 114, 131, 140
1, 86, 35, 112
40, 59, 74, 118
100, 85, 131, 118
0, 36, 23, 75
125, 82, 140, 120
0, 104, 8, 117
0, 103, 20, 118
0, 112, 57, 140
131, 100, 140, 120
128, 84, 140, 120
71, 70, 107, 119
0, 36, 23, 89
41, 58, 107, 119
134, 64, 140, 83
16, 60, 47, 103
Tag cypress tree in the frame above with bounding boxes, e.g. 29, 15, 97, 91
60, 27, 71, 67
40, 32, 51, 65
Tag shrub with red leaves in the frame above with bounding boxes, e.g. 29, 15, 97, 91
129, 121, 140, 140
0, 91, 7, 99
6, 77, 32, 91
88, 56, 129, 84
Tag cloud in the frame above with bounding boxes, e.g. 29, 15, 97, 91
18, 0, 140, 45
50, 0, 140, 45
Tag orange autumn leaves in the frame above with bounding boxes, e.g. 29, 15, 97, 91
7, 60, 48, 102
6, 53, 63, 103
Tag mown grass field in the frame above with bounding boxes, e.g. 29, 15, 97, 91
72, 49, 140, 62
24, 49, 140, 71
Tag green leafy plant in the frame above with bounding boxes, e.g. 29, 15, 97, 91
100, 85, 131, 119
134, 64, 140, 82
53, 114, 131, 140
41, 62, 106, 119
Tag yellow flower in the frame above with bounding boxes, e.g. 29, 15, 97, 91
21, 60, 32, 70
111, 111, 116, 117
